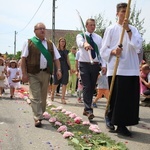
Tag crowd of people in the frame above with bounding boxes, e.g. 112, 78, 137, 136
0, 2, 150, 138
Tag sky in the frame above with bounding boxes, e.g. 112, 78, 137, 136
0, 0, 149, 54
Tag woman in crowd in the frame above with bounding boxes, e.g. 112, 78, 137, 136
51, 37, 71, 104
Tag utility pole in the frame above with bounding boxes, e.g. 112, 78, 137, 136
52, 0, 56, 44
14, 31, 17, 56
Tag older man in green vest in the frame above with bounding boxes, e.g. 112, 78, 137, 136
21, 22, 62, 127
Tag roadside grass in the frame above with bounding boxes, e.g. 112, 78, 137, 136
46, 105, 128, 150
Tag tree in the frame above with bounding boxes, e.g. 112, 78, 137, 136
15, 51, 21, 60
64, 32, 79, 51
129, 2, 150, 61
143, 42, 150, 64
144, 42, 150, 51
7, 54, 14, 60
94, 13, 112, 37
6, 51, 21, 60
129, 2, 146, 36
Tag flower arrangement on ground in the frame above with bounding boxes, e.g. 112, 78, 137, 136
46, 103, 128, 150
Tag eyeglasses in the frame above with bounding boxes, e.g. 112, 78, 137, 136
35, 28, 46, 31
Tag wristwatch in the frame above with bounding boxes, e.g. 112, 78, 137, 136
126, 29, 131, 33
57, 69, 61, 72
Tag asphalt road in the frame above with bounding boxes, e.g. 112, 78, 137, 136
0, 86, 150, 150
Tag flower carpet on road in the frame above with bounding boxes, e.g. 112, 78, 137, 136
46, 102, 128, 150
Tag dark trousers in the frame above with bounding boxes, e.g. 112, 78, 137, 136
79, 62, 100, 113
56, 84, 61, 93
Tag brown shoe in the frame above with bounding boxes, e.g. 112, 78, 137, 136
83, 111, 95, 120
34, 120, 42, 127
83, 110, 88, 116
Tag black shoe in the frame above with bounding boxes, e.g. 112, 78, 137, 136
105, 116, 115, 130
116, 126, 132, 137
83, 110, 95, 120
34, 120, 42, 128
88, 113, 95, 120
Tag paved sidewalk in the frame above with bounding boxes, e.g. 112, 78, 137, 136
0, 85, 150, 150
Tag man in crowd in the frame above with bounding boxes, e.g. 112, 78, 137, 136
21, 22, 62, 127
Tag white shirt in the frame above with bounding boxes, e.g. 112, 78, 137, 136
148, 72, 150, 82
76, 31, 106, 67
100, 23, 143, 76
97, 71, 109, 89
21, 38, 60, 69
0, 66, 5, 75
75, 50, 80, 61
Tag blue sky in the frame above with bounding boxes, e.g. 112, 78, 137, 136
0, 0, 149, 54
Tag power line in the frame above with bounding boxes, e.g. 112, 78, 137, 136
18, 0, 45, 33
0, 0, 45, 35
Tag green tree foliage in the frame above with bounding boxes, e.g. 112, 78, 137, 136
94, 13, 112, 37
143, 43, 150, 64
6, 54, 14, 60
64, 32, 79, 51
143, 42, 150, 51
7, 51, 21, 60
129, 2, 146, 36
15, 51, 21, 60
